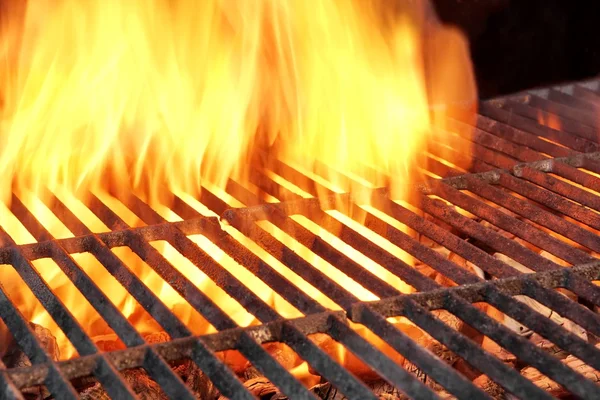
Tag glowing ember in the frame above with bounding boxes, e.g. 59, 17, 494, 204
0, 0, 476, 379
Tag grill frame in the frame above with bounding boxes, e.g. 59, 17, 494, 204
0, 78, 599, 399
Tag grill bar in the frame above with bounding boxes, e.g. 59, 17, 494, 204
357, 301, 551, 400
520, 280, 600, 337
259, 156, 600, 348
246, 158, 600, 397
106, 194, 401, 398
189, 193, 449, 399
444, 289, 600, 399
0, 360, 25, 400
446, 119, 550, 164
200, 194, 364, 310
1, 240, 152, 400
485, 287, 600, 370
0, 79, 599, 399
524, 95, 598, 129
495, 171, 600, 231
549, 84, 599, 111
497, 100, 598, 140
479, 102, 597, 153
48, 193, 316, 399
431, 179, 598, 261
516, 165, 600, 212
329, 311, 489, 400
418, 195, 559, 270
230, 178, 404, 298
5, 259, 600, 397
573, 84, 600, 102
7, 197, 201, 399
361, 261, 600, 399
0, 283, 79, 399
474, 115, 573, 158
65, 198, 321, 399
242, 164, 481, 288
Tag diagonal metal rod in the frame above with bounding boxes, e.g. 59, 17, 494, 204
0, 281, 79, 400
11, 194, 195, 400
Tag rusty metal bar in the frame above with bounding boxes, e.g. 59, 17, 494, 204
473, 115, 573, 158
0, 281, 80, 400
495, 171, 600, 231
446, 118, 547, 163
0, 360, 25, 400
479, 102, 597, 153
522, 95, 599, 129
226, 179, 403, 300
503, 98, 598, 138
2, 79, 600, 399
111, 193, 400, 400
514, 165, 600, 212
355, 301, 551, 400
9, 194, 201, 400
573, 85, 600, 104
430, 179, 598, 262
548, 89, 598, 112
249, 160, 600, 396
249, 166, 479, 287
46, 192, 316, 400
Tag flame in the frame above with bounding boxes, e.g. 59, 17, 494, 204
0, 0, 476, 202
0, 0, 476, 382
537, 111, 562, 131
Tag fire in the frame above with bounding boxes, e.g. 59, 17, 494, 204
0, 0, 476, 382
0, 0, 475, 202
537, 111, 562, 131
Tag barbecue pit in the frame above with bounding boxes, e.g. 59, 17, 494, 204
0, 78, 598, 399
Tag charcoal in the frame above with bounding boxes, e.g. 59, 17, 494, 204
241, 366, 263, 381
310, 380, 405, 400
78, 362, 217, 400
3, 322, 60, 368
175, 359, 218, 399
2, 322, 59, 400
80, 332, 216, 399
472, 374, 506, 399
217, 372, 417, 399
400, 310, 457, 396
80, 369, 166, 400
237, 380, 405, 400
520, 353, 600, 398
218, 377, 279, 400
527, 333, 569, 362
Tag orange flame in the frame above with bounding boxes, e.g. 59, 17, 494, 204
537, 111, 562, 131
0, 0, 476, 203
0, 0, 476, 380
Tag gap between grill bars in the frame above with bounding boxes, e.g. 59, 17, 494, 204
0, 79, 598, 399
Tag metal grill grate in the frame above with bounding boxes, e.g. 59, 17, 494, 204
1, 79, 600, 399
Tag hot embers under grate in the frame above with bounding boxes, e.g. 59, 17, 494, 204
1, 79, 600, 400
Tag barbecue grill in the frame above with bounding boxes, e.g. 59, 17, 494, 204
1, 78, 600, 400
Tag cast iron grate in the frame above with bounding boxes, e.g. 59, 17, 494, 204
1, 78, 600, 399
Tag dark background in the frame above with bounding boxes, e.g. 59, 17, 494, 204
432, 0, 600, 98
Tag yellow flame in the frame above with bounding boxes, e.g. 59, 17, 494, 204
0, 0, 475, 203
0, 0, 476, 378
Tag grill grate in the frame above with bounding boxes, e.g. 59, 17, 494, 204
1, 78, 600, 399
